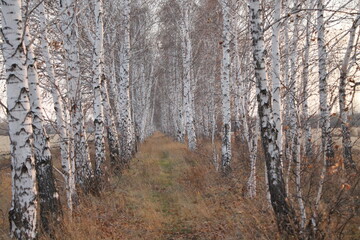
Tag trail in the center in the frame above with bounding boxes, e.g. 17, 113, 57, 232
119, 132, 201, 239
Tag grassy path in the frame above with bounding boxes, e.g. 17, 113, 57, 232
1, 132, 277, 240
119, 133, 199, 239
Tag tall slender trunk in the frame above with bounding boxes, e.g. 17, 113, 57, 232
271, 0, 282, 160
93, 0, 106, 178
1, 1, 37, 238
118, 0, 135, 163
288, 3, 306, 230
220, 0, 232, 173
25, 29, 62, 234
317, 0, 334, 162
180, 2, 197, 150
248, 0, 298, 235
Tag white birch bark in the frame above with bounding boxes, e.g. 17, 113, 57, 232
220, 0, 232, 173
317, 0, 334, 161
271, 0, 282, 160
1, 1, 37, 238
38, 3, 76, 210
62, 0, 93, 187
25, 29, 62, 233
93, 0, 106, 178
118, 0, 135, 163
174, 44, 185, 143
179, 1, 197, 150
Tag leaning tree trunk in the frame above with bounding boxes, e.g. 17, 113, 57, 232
220, 0, 232, 173
1, 1, 37, 238
317, 0, 334, 162
25, 30, 62, 234
248, 0, 298, 235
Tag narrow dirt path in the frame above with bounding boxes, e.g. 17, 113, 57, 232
119, 132, 198, 239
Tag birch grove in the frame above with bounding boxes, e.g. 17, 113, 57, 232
0, 0, 359, 238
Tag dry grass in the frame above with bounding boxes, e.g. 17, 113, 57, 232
47, 133, 278, 240
0, 132, 359, 239
0, 166, 11, 240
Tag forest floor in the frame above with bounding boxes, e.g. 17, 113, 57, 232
54, 132, 277, 240
1, 132, 360, 239
0, 132, 277, 239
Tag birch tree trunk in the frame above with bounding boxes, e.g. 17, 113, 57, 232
179, 1, 197, 150
317, 0, 334, 162
248, 0, 298, 235
93, 0, 106, 178
338, 12, 359, 170
220, 0, 232, 173
1, 1, 37, 238
174, 43, 185, 143
271, 0, 282, 159
25, 30, 62, 234
118, 0, 136, 163
62, 0, 93, 188
288, 4, 306, 230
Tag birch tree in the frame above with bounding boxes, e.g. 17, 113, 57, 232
271, 0, 282, 159
317, 0, 334, 162
287, 2, 306, 230
93, 0, 106, 178
1, 1, 37, 238
118, 0, 136, 163
178, 0, 197, 150
220, 0, 232, 173
248, 0, 298, 234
